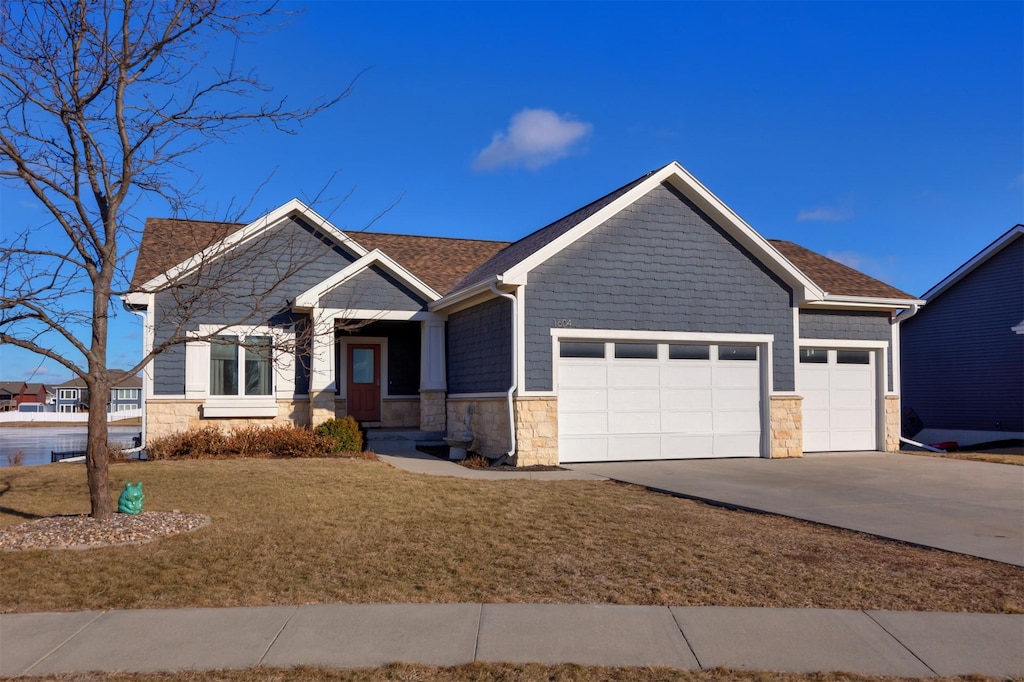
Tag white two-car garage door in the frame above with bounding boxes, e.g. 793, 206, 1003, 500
557, 340, 763, 463
799, 348, 877, 451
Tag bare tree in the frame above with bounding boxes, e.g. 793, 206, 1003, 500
0, 0, 352, 519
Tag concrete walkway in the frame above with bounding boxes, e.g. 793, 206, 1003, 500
374, 446, 606, 481
571, 452, 1024, 566
2, 604, 1021, 677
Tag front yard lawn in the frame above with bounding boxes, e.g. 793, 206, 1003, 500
0, 458, 1020, 614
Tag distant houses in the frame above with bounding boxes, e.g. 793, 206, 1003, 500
0, 381, 52, 411
0, 372, 142, 414
53, 371, 142, 414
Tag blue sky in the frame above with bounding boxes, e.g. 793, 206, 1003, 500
2, 1, 1021, 382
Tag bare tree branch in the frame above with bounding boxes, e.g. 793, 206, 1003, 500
0, 0, 353, 519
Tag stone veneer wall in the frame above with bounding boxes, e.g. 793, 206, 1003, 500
146, 399, 312, 441
514, 396, 558, 466
446, 397, 510, 457
382, 398, 419, 428
420, 390, 445, 433
770, 395, 803, 458
311, 391, 337, 427
884, 395, 900, 452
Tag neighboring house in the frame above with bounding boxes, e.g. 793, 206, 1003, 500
18, 383, 49, 408
126, 161, 919, 465
0, 381, 24, 411
54, 371, 143, 413
900, 225, 1023, 446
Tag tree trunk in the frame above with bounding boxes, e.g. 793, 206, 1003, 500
86, 380, 113, 519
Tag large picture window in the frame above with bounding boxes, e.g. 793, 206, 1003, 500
210, 335, 272, 396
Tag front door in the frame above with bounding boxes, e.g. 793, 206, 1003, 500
347, 344, 381, 422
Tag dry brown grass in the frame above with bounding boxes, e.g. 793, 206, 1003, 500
8, 665, 1005, 682
901, 449, 1024, 466
0, 458, 1021, 614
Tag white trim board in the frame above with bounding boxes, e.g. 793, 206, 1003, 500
293, 249, 440, 309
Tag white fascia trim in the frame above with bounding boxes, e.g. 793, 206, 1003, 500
808, 296, 925, 310
501, 162, 824, 301
293, 249, 440, 309
138, 199, 368, 292
551, 328, 775, 344
123, 291, 150, 308
429, 277, 500, 313
921, 225, 1022, 302
318, 308, 435, 322
798, 338, 889, 349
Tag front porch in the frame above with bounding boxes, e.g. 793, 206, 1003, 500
308, 317, 447, 433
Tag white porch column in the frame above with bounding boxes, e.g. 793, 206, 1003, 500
310, 309, 337, 426
419, 314, 446, 432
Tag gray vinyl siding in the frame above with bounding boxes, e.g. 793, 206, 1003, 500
319, 266, 427, 311
446, 297, 512, 393
799, 310, 894, 391
152, 216, 359, 395
524, 182, 794, 392
901, 235, 1024, 433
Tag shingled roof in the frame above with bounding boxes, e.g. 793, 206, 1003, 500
131, 218, 240, 290
130, 217, 509, 296
451, 170, 656, 292
769, 240, 911, 299
131, 175, 912, 303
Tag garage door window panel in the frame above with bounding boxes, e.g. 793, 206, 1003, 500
718, 345, 758, 361
800, 348, 828, 363
837, 350, 871, 364
669, 344, 710, 360
614, 342, 658, 359
560, 342, 605, 358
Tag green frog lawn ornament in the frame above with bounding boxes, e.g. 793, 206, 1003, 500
117, 481, 144, 515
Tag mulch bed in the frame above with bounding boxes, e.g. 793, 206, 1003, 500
0, 511, 210, 551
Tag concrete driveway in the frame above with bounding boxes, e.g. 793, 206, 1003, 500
570, 452, 1024, 566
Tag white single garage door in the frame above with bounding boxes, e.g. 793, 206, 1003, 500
799, 348, 877, 452
558, 340, 762, 462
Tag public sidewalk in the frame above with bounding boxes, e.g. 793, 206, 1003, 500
2, 604, 1022, 677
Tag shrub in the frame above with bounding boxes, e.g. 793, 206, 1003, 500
145, 423, 372, 461
315, 416, 364, 453
147, 426, 230, 460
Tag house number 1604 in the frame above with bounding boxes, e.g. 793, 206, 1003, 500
555, 319, 573, 328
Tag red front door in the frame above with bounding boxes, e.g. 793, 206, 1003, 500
347, 344, 381, 422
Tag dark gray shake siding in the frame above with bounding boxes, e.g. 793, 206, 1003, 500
446, 297, 512, 394
901, 235, 1023, 432
319, 266, 427, 311
524, 182, 795, 392
151, 217, 358, 395
798, 310, 895, 391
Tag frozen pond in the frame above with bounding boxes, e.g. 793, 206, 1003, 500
0, 426, 141, 467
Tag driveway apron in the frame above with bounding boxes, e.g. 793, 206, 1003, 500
570, 452, 1024, 566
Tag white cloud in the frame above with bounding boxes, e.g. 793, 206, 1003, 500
796, 206, 853, 222
473, 108, 592, 172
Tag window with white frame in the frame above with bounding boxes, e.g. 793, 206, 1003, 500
210, 335, 273, 397
59, 404, 75, 413
113, 388, 139, 401
58, 388, 78, 400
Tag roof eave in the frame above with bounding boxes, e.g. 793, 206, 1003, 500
806, 295, 926, 311
920, 225, 1023, 301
